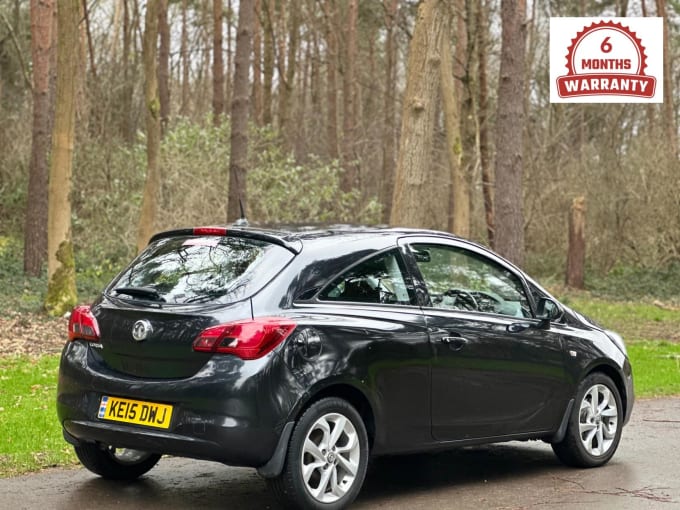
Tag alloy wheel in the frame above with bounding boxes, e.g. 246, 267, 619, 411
578, 383, 619, 456
300, 412, 361, 503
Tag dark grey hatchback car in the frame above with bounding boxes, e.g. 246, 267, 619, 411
57, 226, 633, 509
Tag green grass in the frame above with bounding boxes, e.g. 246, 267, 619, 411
0, 355, 77, 477
558, 294, 680, 397
558, 293, 680, 342
627, 342, 680, 397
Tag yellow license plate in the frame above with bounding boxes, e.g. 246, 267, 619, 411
98, 396, 173, 429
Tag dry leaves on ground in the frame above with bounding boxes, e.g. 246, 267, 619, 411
0, 311, 67, 358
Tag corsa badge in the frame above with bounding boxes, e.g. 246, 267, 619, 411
132, 320, 153, 342
550, 18, 663, 103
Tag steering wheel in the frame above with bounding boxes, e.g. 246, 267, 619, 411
444, 289, 479, 311
468, 290, 503, 313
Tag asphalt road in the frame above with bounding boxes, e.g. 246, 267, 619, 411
1, 398, 678, 509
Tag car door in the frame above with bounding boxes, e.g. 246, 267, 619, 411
401, 238, 570, 442
294, 247, 433, 453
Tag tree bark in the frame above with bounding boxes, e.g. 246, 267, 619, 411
278, 0, 298, 138
493, 0, 526, 266
180, 0, 190, 116
136, 0, 161, 252
252, 0, 263, 124
120, 0, 135, 142
444, 0, 473, 237
227, 0, 254, 221
158, 0, 170, 135
225, 0, 233, 108
477, 0, 494, 247
565, 196, 586, 289
213, 0, 224, 125
380, 0, 398, 223
262, 0, 274, 124
340, 0, 358, 191
440, 12, 467, 237
81, 0, 97, 80
656, 0, 677, 157
323, 0, 339, 159
24, 0, 56, 277
45, 0, 79, 316
390, 0, 446, 229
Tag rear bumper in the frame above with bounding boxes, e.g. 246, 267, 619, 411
57, 341, 303, 468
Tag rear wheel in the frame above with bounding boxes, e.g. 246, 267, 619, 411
74, 443, 161, 480
552, 373, 623, 468
268, 397, 369, 509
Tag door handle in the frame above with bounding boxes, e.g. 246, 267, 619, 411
440, 336, 468, 350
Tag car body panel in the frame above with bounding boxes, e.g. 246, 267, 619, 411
57, 226, 634, 474
282, 303, 431, 455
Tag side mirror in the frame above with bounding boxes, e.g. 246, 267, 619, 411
412, 249, 431, 263
536, 297, 562, 328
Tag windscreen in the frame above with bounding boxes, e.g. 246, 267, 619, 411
108, 236, 294, 305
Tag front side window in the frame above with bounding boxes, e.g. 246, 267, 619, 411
319, 250, 413, 305
410, 243, 530, 318
109, 236, 294, 305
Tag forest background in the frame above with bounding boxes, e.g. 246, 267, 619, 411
1, 0, 680, 313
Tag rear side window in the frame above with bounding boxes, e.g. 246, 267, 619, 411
109, 236, 294, 305
319, 250, 414, 305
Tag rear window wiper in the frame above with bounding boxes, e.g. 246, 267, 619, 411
114, 286, 166, 302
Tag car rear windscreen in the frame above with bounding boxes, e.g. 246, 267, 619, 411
108, 236, 294, 305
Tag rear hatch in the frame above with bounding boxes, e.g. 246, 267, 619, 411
91, 231, 296, 379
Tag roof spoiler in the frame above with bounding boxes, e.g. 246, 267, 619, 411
148, 226, 302, 254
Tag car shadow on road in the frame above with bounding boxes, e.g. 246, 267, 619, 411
357, 441, 564, 505
59, 466, 277, 510
55, 442, 566, 510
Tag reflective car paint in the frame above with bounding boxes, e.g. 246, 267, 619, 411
57, 227, 633, 478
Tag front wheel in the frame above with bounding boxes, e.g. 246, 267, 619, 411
268, 397, 369, 509
552, 372, 623, 468
74, 442, 161, 480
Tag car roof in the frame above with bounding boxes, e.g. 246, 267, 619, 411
149, 224, 462, 254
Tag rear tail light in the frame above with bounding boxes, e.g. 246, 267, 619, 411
68, 305, 101, 342
192, 317, 296, 360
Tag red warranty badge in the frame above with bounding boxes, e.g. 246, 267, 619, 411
556, 21, 656, 98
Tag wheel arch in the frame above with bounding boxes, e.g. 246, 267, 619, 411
585, 362, 629, 418
295, 382, 377, 450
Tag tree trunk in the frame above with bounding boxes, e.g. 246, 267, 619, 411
252, 0, 263, 124
565, 196, 586, 289
493, 0, 526, 266
120, 0, 135, 142
45, 0, 79, 316
390, 0, 446, 229
279, 0, 298, 138
24, 0, 55, 277
340, 0, 358, 191
81, 0, 97, 80
158, 0, 170, 135
213, 0, 224, 125
440, 13, 467, 237
227, 0, 254, 221
656, 0, 677, 157
262, 0, 274, 124
477, 0, 494, 248
323, 0, 339, 159
180, 0, 190, 116
380, 0, 398, 224
136, 0, 161, 252
225, 0, 233, 109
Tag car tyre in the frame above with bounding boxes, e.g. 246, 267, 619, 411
552, 372, 623, 468
268, 397, 369, 510
74, 443, 161, 480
